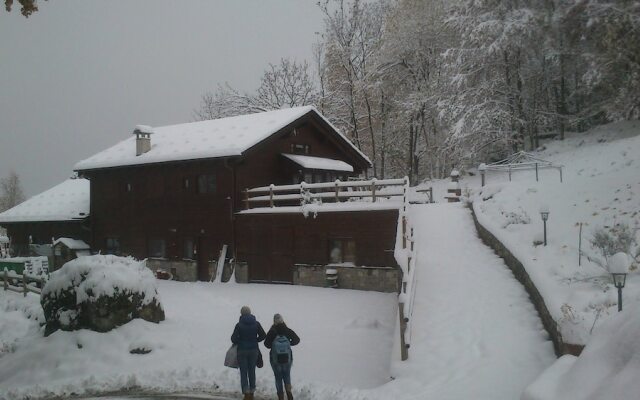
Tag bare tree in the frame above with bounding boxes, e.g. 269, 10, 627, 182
194, 58, 316, 121
4, 0, 42, 17
0, 171, 25, 212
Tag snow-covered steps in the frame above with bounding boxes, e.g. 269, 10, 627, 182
384, 203, 556, 400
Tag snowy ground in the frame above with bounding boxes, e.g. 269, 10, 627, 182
3, 121, 637, 400
0, 202, 556, 400
381, 203, 555, 400
417, 121, 640, 400
0, 283, 396, 400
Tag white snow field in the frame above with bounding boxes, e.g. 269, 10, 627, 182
379, 203, 555, 400
0, 203, 556, 400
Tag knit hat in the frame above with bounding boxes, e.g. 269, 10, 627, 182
273, 313, 284, 325
241, 306, 251, 315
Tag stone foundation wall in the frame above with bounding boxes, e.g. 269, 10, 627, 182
146, 259, 239, 283
233, 261, 248, 283
470, 204, 584, 357
146, 259, 198, 282
293, 264, 399, 293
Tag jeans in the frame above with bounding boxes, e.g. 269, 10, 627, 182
237, 348, 259, 394
270, 360, 292, 394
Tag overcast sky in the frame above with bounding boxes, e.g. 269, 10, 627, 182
0, 0, 324, 197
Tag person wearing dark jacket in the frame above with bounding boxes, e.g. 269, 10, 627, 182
264, 313, 300, 400
231, 306, 266, 400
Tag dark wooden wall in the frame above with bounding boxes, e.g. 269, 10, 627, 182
235, 209, 399, 283
82, 112, 370, 278
3, 221, 90, 256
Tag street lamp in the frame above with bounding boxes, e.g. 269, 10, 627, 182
539, 205, 550, 246
610, 252, 630, 312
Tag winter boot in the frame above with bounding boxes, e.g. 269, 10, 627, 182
277, 392, 285, 400
285, 384, 293, 400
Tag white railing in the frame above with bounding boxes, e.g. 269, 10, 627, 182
243, 178, 407, 209
397, 191, 418, 361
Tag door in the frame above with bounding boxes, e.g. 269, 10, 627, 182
197, 236, 210, 281
270, 226, 294, 283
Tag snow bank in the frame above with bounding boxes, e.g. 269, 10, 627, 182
523, 299, 640, 400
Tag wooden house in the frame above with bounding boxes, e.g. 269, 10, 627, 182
74, 106, 371, 281
0, 178, 90, 257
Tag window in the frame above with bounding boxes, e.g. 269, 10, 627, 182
291, 143, 310, 154
329, 239, 356, 264
197, 174, 217, 194
148, 238, 166, 258
105, 237, 120, 255
183, 238, 194, 259
125, 182, 133, 192
183, 177, 191, 190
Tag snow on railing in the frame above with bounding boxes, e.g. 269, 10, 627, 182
394, 178, 419, 361
243, 178, 407, 209
2, 268, 47, 296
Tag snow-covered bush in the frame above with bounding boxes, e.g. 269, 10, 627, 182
589, 223, 639, 269
41, 255, 164, 336
500, 208, 531, 228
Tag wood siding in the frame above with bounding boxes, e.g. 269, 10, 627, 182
235, 209, 399, 283
4, 221, 90, 256
81, 112, 370, 280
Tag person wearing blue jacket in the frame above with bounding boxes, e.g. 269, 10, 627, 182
231, 306, 266, 400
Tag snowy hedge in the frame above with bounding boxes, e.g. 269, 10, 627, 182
41, 255, 164, 336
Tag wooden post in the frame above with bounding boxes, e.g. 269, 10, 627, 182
3, 268, 7, 291
407, 256, 412, 273
559, 167, 563, 183
23, 274, 27, 297
371, 179, 377, 202
535, 162, 539, 181
399, 302, 409, 361
269, 184, 274, 208
402, 216, 407, 249
481, 170, 485, 187
508, 165, 512, 181
335, 180, 340, 202
243, 189, 249, 210
410, 228, 414, 252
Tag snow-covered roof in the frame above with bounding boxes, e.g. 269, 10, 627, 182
0, 178, 90, 223
74, 106, 370, 171
53, 237, 90, 250
282, 153, 354, 172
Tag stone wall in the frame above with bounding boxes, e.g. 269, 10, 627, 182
470, 204, 584, 357
146, 259, 198, 282
233, 261, 248, 283
146, 259, 238, 282
293, 264, 399, 293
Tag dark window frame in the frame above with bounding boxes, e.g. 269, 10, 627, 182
328, 238, 356, 264
197, 174, 217, 194
148, 238, 166, 259
105, 237, 120, 255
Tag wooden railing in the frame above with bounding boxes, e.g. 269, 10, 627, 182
2, 268, 47, 296
397, 197, 417, 361
243, 178, 408, 209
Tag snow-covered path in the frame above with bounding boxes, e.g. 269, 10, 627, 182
386, 203, 555, 400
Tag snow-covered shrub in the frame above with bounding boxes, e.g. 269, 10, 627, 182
41, 255, 164, 336
589, 222, 639, 269
501, 208, 531, 228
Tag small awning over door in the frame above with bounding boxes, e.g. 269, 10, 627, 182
282, 154, 354, 172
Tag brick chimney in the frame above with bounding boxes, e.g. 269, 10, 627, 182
133, 125, 154, 156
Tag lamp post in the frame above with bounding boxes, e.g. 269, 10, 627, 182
539, 205, 550, 246
610, 252, 630, 312
479, 163, 487, 187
